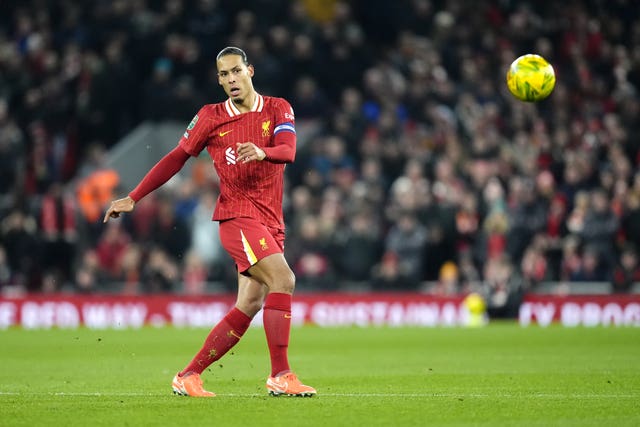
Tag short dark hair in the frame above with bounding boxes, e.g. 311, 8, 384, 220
216, 46, 249, 65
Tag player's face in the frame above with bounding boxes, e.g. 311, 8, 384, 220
217, 54, 255, 105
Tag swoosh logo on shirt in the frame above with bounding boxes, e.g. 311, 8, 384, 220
219, 130, 233, 137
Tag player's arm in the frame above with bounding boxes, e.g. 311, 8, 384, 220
262, 129, 296, 163
236, 99, 296, 164
103, 145, 190, 222
236, 131, 295, 164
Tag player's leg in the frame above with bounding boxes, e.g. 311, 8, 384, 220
247, 253, 316, 396
217, 217, 315, 396
235, 272, 269, 316
247, 253, 294, 375
173, 274, 266, 397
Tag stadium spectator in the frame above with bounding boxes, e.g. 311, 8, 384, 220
432, 261, 460, 296
95, 220, 131, 281
0, 246, 13, 291
290, 75, 332, 120
520, 233, 551, 286
148, 195, 191, 263
544, 194, 569, 277
189, 189, 232, 285
1, 0, 639, 296
0, 98, 24, 202
0, 208, 41, 291
569, 245, 608, 283
38, 182, 78, 288
482, 255, 524, 319
117, 244, 144, 294
371, 251, 405, 291
75, 143, 121, 241
622, 192, 640, 250
454, 190, 480, 255
506, 177, 547, 263
331, 210, 383, 284
74, 248, 106, 294
611, 244, 640, 293
473, 210, 509, 272
181, 250, 210, 295
141, 58, 176, 121
140, 245, 179, 293
384, 211, 428, 288
286, 214, 335, 291
578, 188, 619, 276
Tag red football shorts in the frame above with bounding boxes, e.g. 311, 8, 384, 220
218, 217, 285, 274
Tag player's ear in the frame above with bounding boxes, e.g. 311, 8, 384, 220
247, 64, 254, 78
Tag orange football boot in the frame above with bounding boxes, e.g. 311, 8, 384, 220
172, 372, 216, 397
266, 372, 316, 397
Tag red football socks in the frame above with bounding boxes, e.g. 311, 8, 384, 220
263, 292, 292, 377
179, 307, 252, 376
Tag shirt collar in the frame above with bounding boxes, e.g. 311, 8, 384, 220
224, 93, 263, 117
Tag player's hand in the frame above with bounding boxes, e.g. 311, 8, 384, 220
236, 142, 266, 163
103, 196, 135, 223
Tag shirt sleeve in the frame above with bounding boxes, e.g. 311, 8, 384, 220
263, 98, 296, 163
128, 145, 190, 202
178, 106, 212, 156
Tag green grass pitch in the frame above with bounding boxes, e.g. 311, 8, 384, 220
1, 323, 639, 427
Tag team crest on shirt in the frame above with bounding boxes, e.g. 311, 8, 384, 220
259, 237, 269, 250
187, 114, 199, 130
262, 120, 271, 136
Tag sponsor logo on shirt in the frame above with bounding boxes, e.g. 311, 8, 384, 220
219, 130, 232, 137
225, 147, 237, 165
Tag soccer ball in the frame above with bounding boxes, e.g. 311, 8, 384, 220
506, 54, 556, 102
463, 293, 486, 315
462, 293, 488, 328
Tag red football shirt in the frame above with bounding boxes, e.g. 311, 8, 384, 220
178, 94, 296, 229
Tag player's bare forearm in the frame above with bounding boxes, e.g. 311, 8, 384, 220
236, 142, 266, 163
103, 196, 135, 223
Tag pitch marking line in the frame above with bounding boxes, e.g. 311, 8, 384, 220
0, 392, 637, 399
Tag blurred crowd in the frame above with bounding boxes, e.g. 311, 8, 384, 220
1, 0, 640, 303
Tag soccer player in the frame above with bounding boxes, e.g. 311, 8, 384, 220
103, 46, 316, 397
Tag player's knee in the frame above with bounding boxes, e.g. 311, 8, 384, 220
239, 297, 264, 317
281, 269, 296, 293
268, 267, 295, 294
250, 254, 296, 294
237, 290, 266, 316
